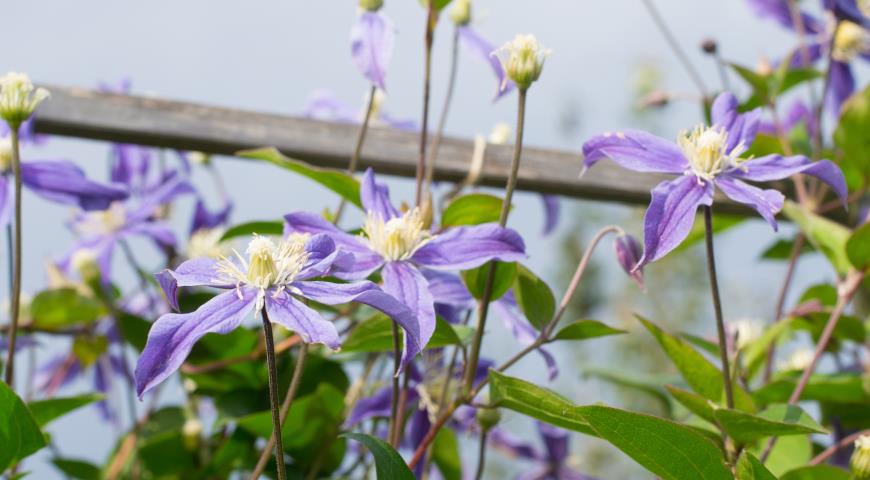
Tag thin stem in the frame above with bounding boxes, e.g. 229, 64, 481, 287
462, 88, 527, 395
393, 370, 411, 446
810, 429, 870, 466
415, 5, 436, 207
4, 128, 22, 387
388, 321, 402, 447
762, 234, 804, 382
473, 430, 488, 480
425, 27, 460, 192
713, 51, 731, 92
250, 343, 309, 480
640, 0, 708, 98
813, 22, 840, 158
703, 206, 734, 410
260, 310, 287, 480
335, 85, 378, 224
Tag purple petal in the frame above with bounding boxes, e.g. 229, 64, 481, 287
825, 0, 870, 28
614, 234, 645, 289
297, 234, 355, 280
35, 355, 82, 395
20, 160, 129, 210
156, 257, 230, 312
135, 288, 257, 397
711, 92, 762, 154
126, 220, 178, 251
350, 12, 394, 90
422, 270, 474, 308
827, 60, 855, 114
787, 42, 824, 68
457, 26, 515, 100
582, 130, 688, 174
537, 422, 570, 465
265, 291, 340, 349
127, 173, 195, 224
190, 197, 232, 234
284, 211, 384, 279
541, 194, 560, 236
488, 427, 543, 461
492, 293, 558, 380
381, 262, 435, 367
361, 168, 400, 220
346, 387, 392, 427
639, 176, 714, 267
747, 0, 824, 33
302, 89, 359, 123
716, 176, 784, 229
411, 224, 526, 270
729, 154, 848, 205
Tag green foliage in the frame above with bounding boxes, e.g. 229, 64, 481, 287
51, 458, 102, 480
116, 313, 152, 352
0, 381, 46, 471
462, 262, 516, 301
239, 147, 362, 208
665, 385, 716, 423
782, 201, 852, 274
28, 394, 103, 427
220, 220, 284, 241
550, 319, 625, 342
712, 404, 825, 444
846, 221, 870, 270
735, 452, 776, 480
29, 288, 105, 329
432, 428, 462, 480
729, 60, 820, 109
489, 371, 595, 435
779, 465, 850, 480
441, 193, 504, 227
342, 315, 472, 353
834, 84, 870, 189
513, 265, 556, 329
342, 433, 415, 480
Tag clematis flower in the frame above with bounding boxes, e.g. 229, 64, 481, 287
449, 0, 515, 99
302, 88, 417, 131
136, 233, 419, 397
490, 422, 596, 480
351, 0, 394, 90
582, 92, 847, 268
747, 0, 870, 111
0, 72, 50, 127
757, 100, 818, 140
284, 168, 526, 366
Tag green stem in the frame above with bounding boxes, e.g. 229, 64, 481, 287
334, 84, 378, 225
260, 310, 287, 480
4, 128, 22, 387
703, 206, 734, 410
388, 321, 402, 447
473, 430, 489, 480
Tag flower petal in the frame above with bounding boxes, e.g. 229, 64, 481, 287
20, 160, 129, 211
135, 288, 257, 397
541, 194, 560, 236
457, 26, 515, 100
265, 291, 341, 349
350, 12, 394, 90
127, 173, 195, 224
284, 211, 384, 279
381, 262, 435, 367
827, 60, 855, 114
296, 233, 355, 280
126, 220, 178, 251
747, 0, 824, 33
639, 176, 714, 266
155, 257, 230, 312
411, 223, 526, 270
422, 270, 474, 308
711, 92, 762, 154
190, 197, 232, 234
537, 422, 570, 465
582, 130, 687, 174
492, 293, 558, 380
729, 154, 848, 205
302, 89, 359, 124
361, 168, 400, 220
716, 176, 784, 229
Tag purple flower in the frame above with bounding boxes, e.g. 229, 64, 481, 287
302, 89, 417, 131
541, 194, 560, 236
757, 100, 819, 140
490, 422, 596, 480
284, 168, 526, 366
190, 197, 232, 235
456, 25, 516, 99
582, 92, 847, 268
136, 233, 419, 397
350, 11, 395, 90
614, 234, 644, 289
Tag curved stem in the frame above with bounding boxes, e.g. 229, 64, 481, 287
335, 84, 378, 225
473, 430, 489, 480
810, 429, 870, 466
415, 5, 436, 207
4, 128, 22, 387
703, 206, 734, 410
250, 343, 309, 480
260, 310, 287, 480
425, 27, 460, 193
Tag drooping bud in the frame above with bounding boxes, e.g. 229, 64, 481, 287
851, 435, 870, 480
359, 0, 383, 12
614, 234, 644, 289
0, 72, 50, 129
701, 38, 718, 55
476, 406, 501, 432
493, 35, 551, 90
450, 0, 472, 26
182, 418, 203, 451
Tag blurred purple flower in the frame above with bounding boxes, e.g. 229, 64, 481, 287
284, 168, 525, 367
136, 233, 418, 397
490, 422, 595, 480
302, 89, 417, 131
190, 197, 232, 234
757, 100, 819, 139
456, 25, 516, 100
350, 11, 395, 90
541, 194, 560, 236
582, 92, 847, 268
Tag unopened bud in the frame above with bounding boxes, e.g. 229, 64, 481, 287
614, 234, 644, 289
0, 72, 49, 128
359, 0, 383, 12
851, 435, 870, 480
476, 406, 501, 432
182, 418, 203, 451
701, 39, 718, 55
450, 0, 472, 26
494, 34, 551, 90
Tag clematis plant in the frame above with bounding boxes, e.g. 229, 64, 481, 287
351, 0, 394, 91
283, 168, 526, 365
490, 422, 596, 480
582, 91, 847, 267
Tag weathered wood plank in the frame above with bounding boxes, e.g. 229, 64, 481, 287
31, 85, 750, 213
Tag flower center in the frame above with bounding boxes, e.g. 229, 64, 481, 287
74, 202, 127, 236
186, 228, 228, 259
677, 125, 744, 181
362, 208, 430, 261
833, 21, 869, 62
217, 235, 310, 292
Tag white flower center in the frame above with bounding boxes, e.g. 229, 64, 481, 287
186, 228, 228, 259
677, 125, 745, 181
362, 208, 430, 261
833, 21, 870, 62
74, 202, 127, 236
495, 34, 551, 89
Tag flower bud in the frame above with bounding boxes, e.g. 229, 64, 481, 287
494, 35, 551, 90
188, 151, 211, 166
0, 72, 49, 129
852, 435, 870, 480
476, 406, 501, 432
614, 234, 644, 289
359, 0, 383, 12
450, 0, 472, 26
182, 418, 203, 451
701, 39, 718, 55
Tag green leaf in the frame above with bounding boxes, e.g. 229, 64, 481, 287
834, 84, 870, 190
432, 428, 462, 480
116, 313, 151, 352
665, 385, 716, 424
730, 63, 769, 104
782, 201, 851, 274
578, 405, 732, 480
239, 147, 362, 208
713, 404, 825, 444
28, 394, 103, 427
0, 381, 46, 470
735, 452, 776, 480
779, 465, 850, 480
551, 319, 625, 342
342, 315, 471, 353
342, 433, 415, 480
488, 371, 595, 435
584, 368, 674, 415
513, 265, 555, 329
29, 288, 105, 329
753, 373, 870, 405
847, 221, 870, 270
742, 319, 794, 379
220, 220, 283, 242
441, 193, 504, 227
462, 262, 516, 301
754, 434, 811, 476
51, 458, 102, 480
760, 238, 813, 260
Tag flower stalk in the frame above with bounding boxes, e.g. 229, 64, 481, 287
415, 3, 436, 207
261, 310, 287, 480
703, 206, 735, 411
4, 127, 22, 387
334, 85, 378, 225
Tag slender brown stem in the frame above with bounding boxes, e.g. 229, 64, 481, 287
250, 343, 309, 480
260, 310, 287, 480
415, 5, 436, 207
473, 430, 489, 480
703, 206, 735, 410
810, 429, 870, 466
762, 234, 804, 382
4, 128, 22, 387
425, 27, 460, 193
388, 321, 402, 446
335, 84, 378, 224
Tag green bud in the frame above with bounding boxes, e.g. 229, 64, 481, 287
493, 35, 551, 90
359, 0, 383, 12
0, 72, 49, 129
71, 249, 101, 286
449, 0, 471, 25
852, 436, 870, 480
476, 406, 501, 432
182, 418, 203, 451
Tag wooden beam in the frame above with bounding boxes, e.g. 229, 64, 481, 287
32, 85, 750, 213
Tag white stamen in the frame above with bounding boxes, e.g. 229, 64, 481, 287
74, 202, 127, 236
677, 125, 745, 181
362, 208, 430, 261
